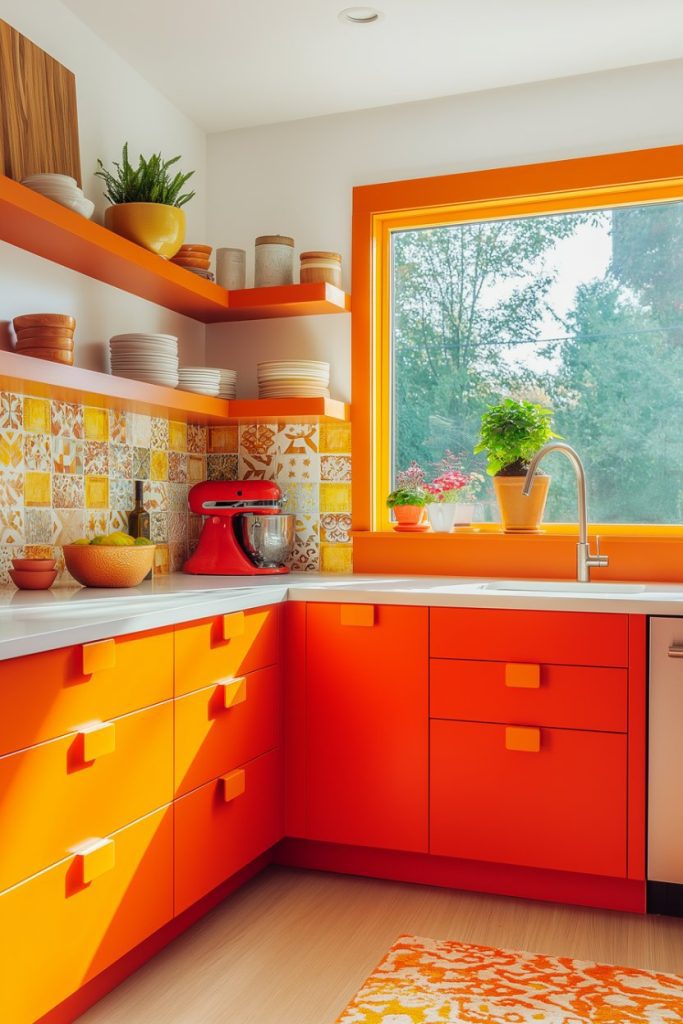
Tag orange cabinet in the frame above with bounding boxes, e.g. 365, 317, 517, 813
305, 603, 429, 852
174, 665, 281, 797
0, 805, 173, 1024
430, 660, 627, 732
430, 719, 627, 876
0, 701, 173, 892
174, 605, 280, 697
0, 626, 173, 757
174, 748, 283, 914
430, 608, 628, 667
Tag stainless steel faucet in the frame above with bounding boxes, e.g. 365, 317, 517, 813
522, 442, 608, 583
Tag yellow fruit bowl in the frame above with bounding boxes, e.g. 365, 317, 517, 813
63, 543, 156, 588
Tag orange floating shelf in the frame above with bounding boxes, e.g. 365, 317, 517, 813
0, 176, 350, 323
0, 350, 349, 425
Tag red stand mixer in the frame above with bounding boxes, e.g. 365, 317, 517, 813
183, 480, 295, 575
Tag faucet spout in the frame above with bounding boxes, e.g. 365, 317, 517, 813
522, 442, 608, 583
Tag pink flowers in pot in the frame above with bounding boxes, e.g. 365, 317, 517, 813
425, 451, 480, 504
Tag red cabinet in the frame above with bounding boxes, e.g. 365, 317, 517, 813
305, 603, 429, 852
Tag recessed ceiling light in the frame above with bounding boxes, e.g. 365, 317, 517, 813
338, 7, 383, 25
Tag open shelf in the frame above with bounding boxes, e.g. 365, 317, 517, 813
0, 350, 349, 425
0, 176, 351, 323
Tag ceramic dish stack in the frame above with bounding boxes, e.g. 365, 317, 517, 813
21, 174, 95, 219
257, 360, 330, 398
109, 333, 179, 387
13, 313, 76, 365
218, 368, 237, 399
10, 557, 58, 590
171, 244, 214, 281
177, 366, 221, 396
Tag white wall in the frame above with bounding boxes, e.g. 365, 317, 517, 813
205, 58, 683, 403
0, 0, 208, 367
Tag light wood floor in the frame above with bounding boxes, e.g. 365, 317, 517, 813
80, 867, 683, 1023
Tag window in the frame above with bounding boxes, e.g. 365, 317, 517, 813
390, 199, 683, 525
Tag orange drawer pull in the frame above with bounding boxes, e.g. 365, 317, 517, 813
82, 638, 116, 675
76, 838, 115, 884
79, 721, 116, 762
222, 611, 245, 640
340, 604, 375, 627
220, 676, 247, 709
505, 663, 540, 689
505, 726, 541, 752
221, 768, 246, 802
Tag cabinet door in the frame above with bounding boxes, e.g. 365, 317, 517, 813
648, 617, 683, 883
431, 720, 627, 877
306, 603, 428, 852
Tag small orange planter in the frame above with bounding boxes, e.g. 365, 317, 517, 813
393, 505, 426, 527
494, 474, 550, 533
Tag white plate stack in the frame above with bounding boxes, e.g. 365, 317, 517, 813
22, 174, 95, 219
109, 333, 179, 387
177, 367, 221, 396
218, 369, 237, 399
257, 360, 330, 398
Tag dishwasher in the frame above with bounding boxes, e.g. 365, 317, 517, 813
648, 616, 683, 915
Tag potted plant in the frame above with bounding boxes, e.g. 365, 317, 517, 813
386, 462, 429, 528
474, 398, 559, 532
425, 452, 482, 532
95, 143, 195, 258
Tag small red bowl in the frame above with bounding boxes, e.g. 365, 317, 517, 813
12, 558, 57, 572
9, 569, 58, 590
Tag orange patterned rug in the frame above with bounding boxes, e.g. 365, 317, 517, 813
335, 935, 683, 1023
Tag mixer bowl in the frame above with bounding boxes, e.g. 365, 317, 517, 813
238, 513, 295, 568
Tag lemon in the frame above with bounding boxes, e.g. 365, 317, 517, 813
134, 536, 153, 546
106, 532, 135, 547
90, 535, 108, 546
71, 537, 91, 546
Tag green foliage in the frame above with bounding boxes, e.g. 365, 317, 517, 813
474, 399, 559, 476
386, 487, 428, 508
95, 143, 195, 208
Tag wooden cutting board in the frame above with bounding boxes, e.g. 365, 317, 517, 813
0, 19, 81, 185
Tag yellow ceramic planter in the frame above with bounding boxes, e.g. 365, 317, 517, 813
493, 474, 550, 533
104, 203, 185, 258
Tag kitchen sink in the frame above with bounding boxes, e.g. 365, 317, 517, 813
483, 580, 646, 594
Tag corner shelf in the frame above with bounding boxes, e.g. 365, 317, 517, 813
0, 176, 351, 323
0, 350, 349, 425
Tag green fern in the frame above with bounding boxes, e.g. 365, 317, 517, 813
95, 143, 195, 208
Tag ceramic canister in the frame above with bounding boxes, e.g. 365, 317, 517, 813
254, 235, 294, 287
299, 251, 342, 288
216, 248, 247, 289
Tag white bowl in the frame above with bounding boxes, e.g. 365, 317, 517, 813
22, 173, 78, 186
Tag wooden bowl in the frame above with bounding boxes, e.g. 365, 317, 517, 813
18, 348, 74, 364
13, 313, 76, 330
16, 327, 75, 341
12, 558, 57, 572
10, 568, 58, 590
16, 338, 74, 351
63, 544, 155, 588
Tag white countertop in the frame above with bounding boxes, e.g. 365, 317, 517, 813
1, 572, 683, 660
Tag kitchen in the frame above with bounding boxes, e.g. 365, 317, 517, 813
1, 1, 683, 1022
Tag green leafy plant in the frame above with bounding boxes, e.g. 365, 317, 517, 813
474, 398, 560, 476
95, 143, 195, 208
386, 461, 429, 508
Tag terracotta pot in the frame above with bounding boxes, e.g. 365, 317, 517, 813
493, 474, 550, 533
393, 504, 426, 526
105, 203, 185, 258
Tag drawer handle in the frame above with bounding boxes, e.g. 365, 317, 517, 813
340, 604, 375, 627
505, 663, 540, 688
505, 726, 541, 752
668, 645, 683, 659
220, 677, 247, 709
222, 768, 246, 803
77, 838, 115, 884
222, 611, 245, 641
79, 722, 116, 762
82, 638, 116, 675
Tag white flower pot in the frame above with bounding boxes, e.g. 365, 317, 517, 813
452, 502, 476, 525
426, 504, 459, 533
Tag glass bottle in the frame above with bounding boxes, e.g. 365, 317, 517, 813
128, 480, 152, 579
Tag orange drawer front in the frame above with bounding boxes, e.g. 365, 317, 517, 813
175, 665, 281, 798
174, 605, 280, 697
0, 627, 173, 757
0, 805, 173, 1024
174, 748, 283, 914
0, 701, 173, 893
430, 608, 628, 667
430, 719, 627, 877
430, 660, 627, 732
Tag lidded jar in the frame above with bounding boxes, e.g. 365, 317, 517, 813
254, 235, 294, 287
299, 251, 342, 288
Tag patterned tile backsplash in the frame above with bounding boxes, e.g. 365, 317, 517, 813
0, 391, 352, 586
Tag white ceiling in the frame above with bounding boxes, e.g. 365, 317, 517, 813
62, 0, 683, 133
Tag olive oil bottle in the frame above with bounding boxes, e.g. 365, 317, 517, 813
128, 480, 152, 579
